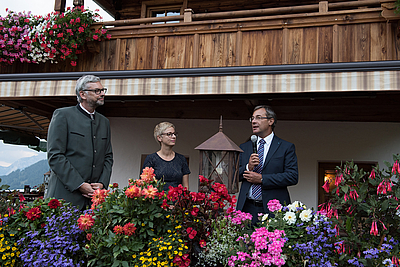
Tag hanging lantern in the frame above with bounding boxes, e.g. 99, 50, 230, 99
195, 116, 243, 194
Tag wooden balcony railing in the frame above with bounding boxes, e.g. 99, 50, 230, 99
0, 0, 399, 74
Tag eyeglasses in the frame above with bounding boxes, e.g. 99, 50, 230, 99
83, 88, 108, 95
161, 132, 178, 137
249, 116, 271, 122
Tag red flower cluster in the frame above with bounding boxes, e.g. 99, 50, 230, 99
113, 223, 137, 236
167, 175, 236, 254
173, 253, 190, 267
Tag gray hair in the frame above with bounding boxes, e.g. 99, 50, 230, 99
154, 122, 175, 144
75, 75, 101, 103
254, 105, 277, 130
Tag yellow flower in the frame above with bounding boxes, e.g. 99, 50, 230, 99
132, 254, 136, 259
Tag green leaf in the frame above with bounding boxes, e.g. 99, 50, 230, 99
346, 217, 354, 232
381, 199, 389, 211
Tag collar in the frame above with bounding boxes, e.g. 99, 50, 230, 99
79, 103, 96, 115
258, 132, 274, 144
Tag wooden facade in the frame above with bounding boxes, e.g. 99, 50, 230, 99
1, 0, 400, 138
1, 0, 400, 74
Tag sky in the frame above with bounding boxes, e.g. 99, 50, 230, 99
0, 0, 113, 167
0, 141, 46, 167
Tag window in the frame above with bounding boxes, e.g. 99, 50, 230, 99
141, 1, 187, 24
148, 6, 181, 24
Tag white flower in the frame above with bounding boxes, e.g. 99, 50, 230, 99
261, 213, 269, 221
396, 209, 400, 217
299, 209, 312, 222
287, 200, 304, 212
283, 211, 296, 225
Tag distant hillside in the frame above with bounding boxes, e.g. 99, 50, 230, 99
0, 154, 47, 176
0, 159, 50, 190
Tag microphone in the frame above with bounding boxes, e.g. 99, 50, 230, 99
251, 135, 258, 154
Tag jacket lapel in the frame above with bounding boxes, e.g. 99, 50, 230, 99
263, 136, 281, 169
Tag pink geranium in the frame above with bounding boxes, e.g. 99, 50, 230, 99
267, 199, 282, 212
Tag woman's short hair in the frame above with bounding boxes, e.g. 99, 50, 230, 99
154, 122, 175, 144
75, 75, 101, 103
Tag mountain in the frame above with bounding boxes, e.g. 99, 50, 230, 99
0, 154, 47, 176
0, 159, 50, 190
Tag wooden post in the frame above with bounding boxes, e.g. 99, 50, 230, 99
152, 36, 159, 69
236, 30, 242, 66
184, 8, 193, 23
282, 28, 288, 64
319, 1, 328, 13
54, 0, 66, 12
332, 24, 339, 62
114, 38, 121, 70
193, 33, 199, 68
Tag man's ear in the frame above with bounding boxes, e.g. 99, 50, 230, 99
269, 118, 275, 126
79, 90, 87, 100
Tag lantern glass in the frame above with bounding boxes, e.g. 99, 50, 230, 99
200, 150, 239, 193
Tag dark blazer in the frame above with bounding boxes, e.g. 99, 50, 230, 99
46, 105, 113, 209
236, 135, 298, 213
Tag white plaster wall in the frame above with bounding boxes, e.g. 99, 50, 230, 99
109, 117, 400, 209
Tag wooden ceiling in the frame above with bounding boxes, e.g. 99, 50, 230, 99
1, 90, 399, 139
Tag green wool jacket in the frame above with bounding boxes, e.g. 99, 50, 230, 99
46, 105, 113, 209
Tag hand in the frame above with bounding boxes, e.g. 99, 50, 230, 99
248, 153, 260, 171
90, 183, 104, 190
243, 171, 262, 184
78, 183, 95, 199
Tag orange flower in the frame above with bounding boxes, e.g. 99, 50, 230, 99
142, 185, 158, 199
125, 185, 142, 198
78, 214, 95, 231
92, 189, 109, 206
140, 167, 156, 183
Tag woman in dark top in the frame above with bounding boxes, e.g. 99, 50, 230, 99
142, 122, 190, 191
